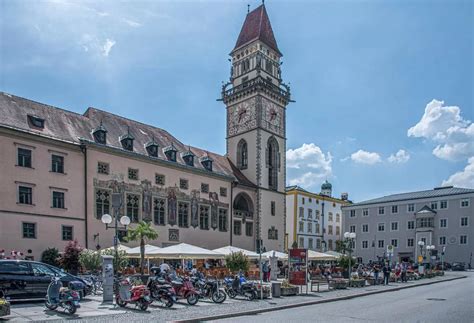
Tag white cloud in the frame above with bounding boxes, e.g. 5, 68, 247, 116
408, 100, 474, 161
288, 172, 325, 188
442, 157, 474, 188
123, 18, 142, 28
388, 149, 410, 164
101, 39, 116, 57
350, 150, 381, 165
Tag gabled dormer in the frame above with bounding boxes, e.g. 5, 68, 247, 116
92, 121, 107, 144
163, 143, 178, 162
182, 147, 195, 167
145, 137, 159, 157
119, 127, 134, 151
200, 154, 213, 172
27, 114, 45, 129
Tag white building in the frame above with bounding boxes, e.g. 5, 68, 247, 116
286, 182, 351, 251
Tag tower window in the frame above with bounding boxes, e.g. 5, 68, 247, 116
237, 139, 248, 170
266, 137, 280, 190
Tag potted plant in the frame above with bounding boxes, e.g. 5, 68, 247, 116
280, 280, 299, 296
224, 251, 250, 274
41, 248, 61, 267
60, 240, 83, 275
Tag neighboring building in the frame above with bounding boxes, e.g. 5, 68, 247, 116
0, 4, 291, 260
342, 186, 474, 264
286, 182, 351, 251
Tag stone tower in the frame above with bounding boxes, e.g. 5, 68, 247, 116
222, 4, 292, 251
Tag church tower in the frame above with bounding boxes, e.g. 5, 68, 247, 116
222, 4, 291, 251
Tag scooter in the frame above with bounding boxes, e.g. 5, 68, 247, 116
45, 276, 81, 314
114, 277, 152, 311
191, 276, 226, 303
165, 275, 199, 305
225, 275, 257, 300
147, 275, 176, 308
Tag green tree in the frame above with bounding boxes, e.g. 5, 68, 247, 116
125, 221, 158, 274
79, 249, 102, 272
60, 240, 83, 274
335, 240, 346, 254
291, 241, 298, 249
101, 248, 129, 272
225, 251, 250, 273
337, 255, 356, 269
41, 248, 60, 267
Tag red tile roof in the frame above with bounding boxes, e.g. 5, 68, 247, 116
233, 4, 281, 55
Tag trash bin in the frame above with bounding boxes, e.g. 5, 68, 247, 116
272, 282, 282, 298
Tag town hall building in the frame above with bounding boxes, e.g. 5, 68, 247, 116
0, 4, 291, 260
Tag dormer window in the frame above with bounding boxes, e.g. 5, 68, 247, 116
92, 122, 107, 144
119, 127, 134, 151
27, 115, 45, 129
163, 143, 178, 162
145, 138, 159, 157
200, 155, 213, 172
182, 148, 195, 167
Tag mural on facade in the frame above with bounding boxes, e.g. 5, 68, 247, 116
210, 192, 219, 230
191, 190, 199, 228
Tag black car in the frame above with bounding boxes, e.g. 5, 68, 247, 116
451, 262, 466, 271
0, 260, 92, 301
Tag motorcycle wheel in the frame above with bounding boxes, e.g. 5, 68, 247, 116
45, 300, 58, 310
65, 302, 77, 315
211, 290, 226, 303
116, 296, 127, 307
186, 294, 198, 305
163, 296, 174, 308
227, 289, 236, 299
247, 291, 256, 301
138, 299, 149, 311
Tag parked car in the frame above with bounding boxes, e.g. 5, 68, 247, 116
451, 262, 466, 271
0, 260, 92, 301
434, 262, 451, 270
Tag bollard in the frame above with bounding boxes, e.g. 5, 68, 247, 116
102, 255, 114, 303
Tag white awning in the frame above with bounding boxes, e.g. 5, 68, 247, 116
307, 250, 338, 261
262, 250, 288, 260
213, 246, 260, 259
147, 243, 225, 259
125, 244, 162, 258
100, 244, 130, 252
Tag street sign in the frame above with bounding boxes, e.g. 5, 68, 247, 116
386, 245, 394, 256
289, 249, 307, 286
417, 255, 423, 264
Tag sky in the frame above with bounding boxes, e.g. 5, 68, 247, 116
1, 0, 473, 202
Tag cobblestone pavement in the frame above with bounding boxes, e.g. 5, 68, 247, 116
2, 272, 466, 323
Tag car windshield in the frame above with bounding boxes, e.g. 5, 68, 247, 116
47, 265, 68, 277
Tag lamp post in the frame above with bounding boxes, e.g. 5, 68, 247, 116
101, 212, 131, 273
344, 232, 356, 285
417, 240, 425, 262
426, 245, 435, 269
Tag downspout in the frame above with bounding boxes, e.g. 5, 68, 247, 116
81, 144, 89, 249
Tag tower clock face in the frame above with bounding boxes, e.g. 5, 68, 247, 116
262, 99, 284, 136
228, 99, 257, 136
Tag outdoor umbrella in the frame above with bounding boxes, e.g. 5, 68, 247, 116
262, 250, 288, 260
125, 244, 162, 258
213, 246, 260, 259
307, 250, 338, 261
147, 243, 224, 259
101, 244, 130, 252
324, 250, 344, 258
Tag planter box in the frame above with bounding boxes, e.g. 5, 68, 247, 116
281, 286, 299, 296
0, 299, 10, 317
330, 280, 348, 289
349, 279, 365, 288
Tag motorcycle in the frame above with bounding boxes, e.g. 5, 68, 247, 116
165, 275, 200, 305
114, 277, 152, 311
146, 276, 176, 308
191, 276, 226, 304
45, 276, 81, 314
225, 275, 257, 301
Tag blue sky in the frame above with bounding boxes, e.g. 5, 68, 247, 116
1, 0, 472, 202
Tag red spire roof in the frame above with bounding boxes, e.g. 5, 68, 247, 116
233, 4, 281, 55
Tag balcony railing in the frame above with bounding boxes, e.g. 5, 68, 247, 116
222, 76, 291, 101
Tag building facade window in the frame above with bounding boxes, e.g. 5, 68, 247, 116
95, 189, 110, 219
460, 199, 470, 208
18, 186, 33, 205
440, 200, 448, 209
362, 208, 369, 216
362, 241, 368, 249
407, 238, 414, 247
408, 221, 415, 230
155, 174, 165, 185
245, 222, 253, 236
97, 162, 109, 175
62, 225, 73, 241
362, 224, 369, 233
308, 223, 312, 233
431, 202, 438, 210
308, 238, 313, 250
336, 213, 340, 222
299, 237, 304, 248
52, 191, 65, 209
461, 217, 468, 227
440, 218, 447, 228
417, 218, 434, 228
328, 213, 333, 222
378, 240, 384, 248
299, 207, 304, 217
349, 225, 356, 233
307, 209, 312, 219
267, 137, 279, 190
126, 194, 140, 223
153, 198, 166, 225
328, 225, 333, 235
328, 239, 333, 250
271, 201, 276, 216
201, 183, 209, 193
350, 210, 356, 217
439, 236, 446, 245
17, 148, 32, 168
128, 168, 139, 180
378, 223, 385, 232
407, 204, 415, 212
299, 221, 304, 232
218, 209, 227, 232
391, 239, 398, 247
316, 223, 320, 234
391, 222, 399, 231
336, 226, 340, 236
378, 207, 385, 215
22, 222, 36, 239
178, 202, 189, 228
199, 205, 209, 230
268, 226, 278, 240
220, 187, 227, 197
51, 155, 64, 173
460, 235, 467, 245
179, 178, 189, 190
391, 205, 398, 214
234, 221, 241, 235
237, 139, 248, 170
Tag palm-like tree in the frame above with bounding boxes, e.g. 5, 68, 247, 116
126, 221, 159, 274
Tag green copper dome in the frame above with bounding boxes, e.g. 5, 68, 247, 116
321, 180, 332, 190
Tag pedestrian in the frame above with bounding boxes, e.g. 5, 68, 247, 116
373, 265, 380, 285
262, 261, 269, 282
401, 262, 408, 282
267, 261, 272, 282
382, 262, 390, 285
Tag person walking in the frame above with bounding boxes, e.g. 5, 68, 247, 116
262, 261, 269, 282
401, 262, 408, 282
373, 265, 380, 285
382, 262, 390, 285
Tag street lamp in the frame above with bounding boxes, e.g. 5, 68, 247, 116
417, 240, 425, 261
426, 245, 435, 269
344, 232, 356, 285
101, 212, 130, 273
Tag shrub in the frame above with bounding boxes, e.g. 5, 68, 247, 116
101, 248, 129, 272
79, 249, 102, 272
225, 251, 249, 273
41, 248, 60, 267
337, 255, 357, 269
60, 240, 83, 274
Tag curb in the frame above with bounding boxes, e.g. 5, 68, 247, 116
171, 275, 467, 323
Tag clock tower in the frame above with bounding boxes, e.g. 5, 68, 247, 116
222, 4, 291, 251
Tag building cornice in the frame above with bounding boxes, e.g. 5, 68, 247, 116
286, 189, 351, 205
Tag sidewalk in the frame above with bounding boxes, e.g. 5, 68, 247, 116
3, 272, 466, 323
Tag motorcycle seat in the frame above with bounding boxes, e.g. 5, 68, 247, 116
171, 281, 183, 286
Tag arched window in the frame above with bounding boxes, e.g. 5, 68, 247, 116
266, 137, 280, 190
237, 139, 248, 170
